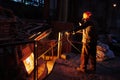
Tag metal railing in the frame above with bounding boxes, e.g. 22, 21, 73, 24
0, 32, 82, 80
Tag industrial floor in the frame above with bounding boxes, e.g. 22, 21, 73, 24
44, 53, 120, 80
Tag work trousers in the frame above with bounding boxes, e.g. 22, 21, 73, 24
80, 43, 96, 70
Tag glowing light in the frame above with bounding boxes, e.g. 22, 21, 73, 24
113, 3, 117, 7
13, 0, 22, 2
23, 52, 34, 75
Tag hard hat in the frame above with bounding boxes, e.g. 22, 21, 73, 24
83, 11, 92, 19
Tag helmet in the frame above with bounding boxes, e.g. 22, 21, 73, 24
83, 11, 92, 20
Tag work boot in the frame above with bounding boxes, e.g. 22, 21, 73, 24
87, 66, 96, 73
88, 65, 96, 71
76, 67, 86, 73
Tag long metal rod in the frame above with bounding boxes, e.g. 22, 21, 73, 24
57, 32, 62, 58
34, 41, 37, 80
